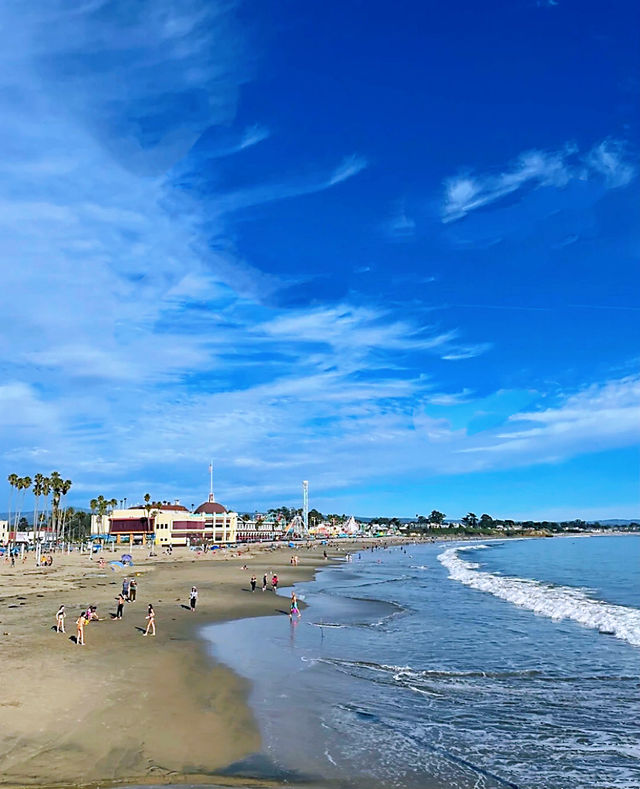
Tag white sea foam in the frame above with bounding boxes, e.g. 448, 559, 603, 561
438, 545, 640, 648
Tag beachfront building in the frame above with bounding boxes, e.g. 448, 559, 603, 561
193, 496, 237, 544
90, 497, 238, 546
0, 519, 9, 545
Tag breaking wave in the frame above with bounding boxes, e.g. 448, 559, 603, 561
438, 545, 640, 648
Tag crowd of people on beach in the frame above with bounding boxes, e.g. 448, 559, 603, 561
53, 573, 165, 646
46, 543, 373, 648
245, 562, 300, 619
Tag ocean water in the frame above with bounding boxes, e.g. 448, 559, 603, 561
204, 535, 640, 789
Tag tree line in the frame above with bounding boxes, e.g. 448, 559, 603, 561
6, 471, 72, 541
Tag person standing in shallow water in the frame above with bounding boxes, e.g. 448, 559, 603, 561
289, 592, 301, 620
190, 586, 198, 612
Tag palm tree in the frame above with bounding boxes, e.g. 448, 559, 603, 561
16, 476, 32, 531
143, 494, 152, 534
89, 497, 98, 533
32, 473, 45, 547
58, 479, 72, 547
49, 471, 63, 541
36, 476, 51, 564
7, 473, 18, 532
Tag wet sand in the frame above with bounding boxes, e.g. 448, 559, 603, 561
0, 540, 394, 788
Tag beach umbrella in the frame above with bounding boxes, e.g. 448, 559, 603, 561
121, 553, 132, 562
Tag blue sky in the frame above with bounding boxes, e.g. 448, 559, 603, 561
0, 0, 638, 519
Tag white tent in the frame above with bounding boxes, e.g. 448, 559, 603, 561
344, 515, 359, 534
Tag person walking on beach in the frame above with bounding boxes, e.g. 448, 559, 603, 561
250, 574, 257, 592
122, 577, 130, 599
115, 593, 125, 619
55, 604, 65, 633
76, 611, 86, 645
289, 592, 301, 620
128, 578, 137, 602
271, 574, 279, 592
143, 604, 155, 636
190, 586, 198, 612
262, 573, 268, 592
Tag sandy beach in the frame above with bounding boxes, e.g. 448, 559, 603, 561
0, 539, 398, 789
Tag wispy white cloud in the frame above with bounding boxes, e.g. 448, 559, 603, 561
458, 375, 640, 466
383, 202, 416, 240
441, 344, 492, 360
442, 140, 636, 222
217, 154, 367, 214
427, 389, 474, 405
585, 140, 636, 188
327, 154, 368, 185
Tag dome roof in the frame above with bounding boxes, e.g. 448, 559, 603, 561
194, 500, 228, 515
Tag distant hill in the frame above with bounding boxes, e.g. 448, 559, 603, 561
594, 519, 639, 526
355, 516, 638, 526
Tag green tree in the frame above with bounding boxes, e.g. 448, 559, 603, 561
479, 513, 494, 529
462, 512, 478, 528
32, 473, 45, 545
143, 493, 152, 532
48, 471, 63, 539
7, 473, 18, 531
37, 476, 51, 553
429, 510, 446, 525
58, 479, 72, 544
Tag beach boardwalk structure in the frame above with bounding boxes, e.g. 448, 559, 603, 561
91, 500, 238, 546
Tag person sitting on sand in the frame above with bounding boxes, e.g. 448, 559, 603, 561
56, 604, 65, 633
76, 611, 86, 645
143, 604, 155, 636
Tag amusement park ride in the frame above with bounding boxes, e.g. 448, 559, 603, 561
280, 480, 309, 540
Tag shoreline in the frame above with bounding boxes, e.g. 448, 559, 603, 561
0, 538, 407, 789
0, 530, 620, 789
